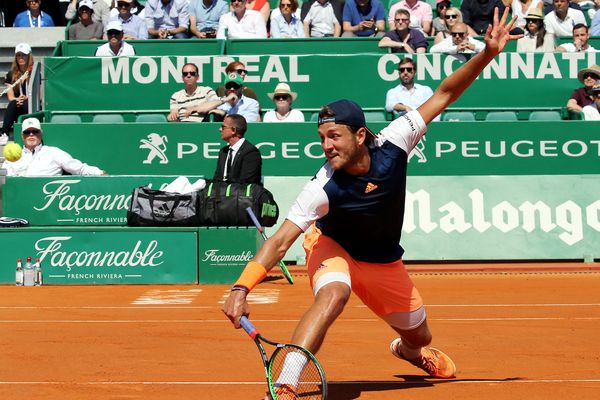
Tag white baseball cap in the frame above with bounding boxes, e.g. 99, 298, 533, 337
106, 20, 124, 32
22, 118, 42, 133
15, 43, 32, 55
78, 0, 94, 10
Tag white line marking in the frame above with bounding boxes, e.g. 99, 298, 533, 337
132, 289, 202, 305
47, 275, 65, 278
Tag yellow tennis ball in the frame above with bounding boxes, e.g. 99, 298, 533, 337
3, 142, 22, 162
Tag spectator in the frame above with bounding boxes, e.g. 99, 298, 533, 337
263, 83, 305, 122
110, 0, 148, 40
303, 0, 342, 37
516, 8, 555, 51
567, 64, 600, 112
68, 0, 103, 39
430, 21, 485, 61
388, 0, 433, 36
214, 73, 261, 122
2, 118, 106, 176
14, 0, 55, 27
582, 80, 600, 120
342, 0, 385, 37
544, 0, 586, 37
216, 0, 267, 38
503, 0, 543, 31
432, 0, 451, 35
247, 0, 271, 23
301, 0, 344, 23
168, 63, 234, 122
593, 6, 600, 36
379, 9, 428, 53
1, 43, 33, 143
215, 61, 259, 100
460, 0, 505, 35
188, 0, 228, 39
557, 23, 597, 52
213, 114, 262, 184
270, 0, 305, 38
145, 0, 189, 39
385, 57, 438, 120
66, 0, 110, 26
433, 7, 477, 44
95, 20, 136, 56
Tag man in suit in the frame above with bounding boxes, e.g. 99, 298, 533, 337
213, 114, 262, 185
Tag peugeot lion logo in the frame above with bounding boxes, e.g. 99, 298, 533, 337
408, 136, 427, 163
140, 133, 169, 164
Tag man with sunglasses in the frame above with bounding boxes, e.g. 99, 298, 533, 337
2, 118, 105, 177
168, 63, 234, 122
13, 0, 55, 27
387, 0, 433, 36
213, 73, 260, 122
216, 0, 267, 38
385, 57, 438, 121
65, 0, 110, 27
379, 9, 428, 53
109, 0, 148, 40
430, 21, 485, 61
95, 20, 136, 56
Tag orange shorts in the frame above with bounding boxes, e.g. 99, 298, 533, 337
303, 226, 425, 330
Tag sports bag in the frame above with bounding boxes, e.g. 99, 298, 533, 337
127, 186, 200, 226
197, 180, 279, 227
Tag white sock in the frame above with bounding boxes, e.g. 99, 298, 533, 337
275, 351, 309, 389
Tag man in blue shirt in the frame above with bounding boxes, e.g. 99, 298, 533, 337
110, 0, 148, 40
214, 73, 260, 123
145, 0, 189, 39
189, 0, 228, 38
341, 0, 385, 37
13, 0, 55, 27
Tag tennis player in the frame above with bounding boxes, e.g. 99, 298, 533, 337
224, 8, 520, 398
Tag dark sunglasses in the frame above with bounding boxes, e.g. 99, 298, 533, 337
398, 67, 414, 73
23, 129, 41, 135
437, 3, 449, 9
394, 18, 409, 23
451, 32, 466, 37
225, 83, 242, 90
583, 73, 598, 80
107, 30, 122, 36
280, 2, 292, 7
117, 2, 132, 8
231, 0, 244, 3
445, 14, 458, 20
526, 19, 540, 24
235, 68, 248, 75
182, 71, 197, 77
274, 95, 290, 101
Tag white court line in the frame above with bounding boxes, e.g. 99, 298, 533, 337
0, 379, 599, 385
1, 317, 600, 323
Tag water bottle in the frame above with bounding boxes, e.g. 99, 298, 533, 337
23, 256, 35, 286
15, 258, 24, 286
34, 258, 42, 286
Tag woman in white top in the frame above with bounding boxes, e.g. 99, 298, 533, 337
516, 9, 555, 52
263, 82, 305, 122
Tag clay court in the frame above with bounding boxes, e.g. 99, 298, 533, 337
1, 264, 599, 400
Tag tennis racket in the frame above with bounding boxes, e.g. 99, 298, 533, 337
240, 316, 327, 399
245, 207, 294, 285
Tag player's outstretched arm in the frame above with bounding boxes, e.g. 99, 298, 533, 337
418, 7, 522, 124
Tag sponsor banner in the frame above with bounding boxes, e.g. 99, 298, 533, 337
14, 121, 600, 177
44, 53, 598, 111
198, 227, 259, 284
3, 176, 204, 226
0, 229, 198, 284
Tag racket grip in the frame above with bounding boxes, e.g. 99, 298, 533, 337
240, 316, 259, 339
245, 207, 264, 233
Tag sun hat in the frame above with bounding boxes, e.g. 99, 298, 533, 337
524, 9, 544, 20
268, 83, 298, 102
577, 64, 600, 83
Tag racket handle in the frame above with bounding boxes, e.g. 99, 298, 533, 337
245, 207, 264, 234
240, 316, 259, 339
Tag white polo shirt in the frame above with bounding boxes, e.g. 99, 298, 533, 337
216, 10, 267, 39
95, 41, 136, 57
304, 1, 338, 37
544, 9, 586, 37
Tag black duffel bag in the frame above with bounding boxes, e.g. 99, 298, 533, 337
197, 180, 279, 227
127, 186, 200, 226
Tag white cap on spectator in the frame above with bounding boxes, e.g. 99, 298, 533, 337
78, 0, 94, 10
106, 20, 124, 32
15, 43, 32, 55
22, 118, 42, 133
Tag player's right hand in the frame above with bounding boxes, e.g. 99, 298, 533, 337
222, 290, 249, 329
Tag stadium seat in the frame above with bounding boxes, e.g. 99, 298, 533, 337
50, 114, 82, 123
92, 114, 125, 123
528, 111, 562, 121
485, 111, 518, 121
364, 111, 387, 122
442, 111, 475, 122
310, 112, 320, 122
135, 113, 167, 123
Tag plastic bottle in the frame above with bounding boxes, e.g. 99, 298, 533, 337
34, 258, 42, 286
23, 256, 35, 286
15, 258, 24, 286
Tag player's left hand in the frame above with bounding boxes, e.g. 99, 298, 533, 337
222, 290, 249, 329
484, 7, 522, 54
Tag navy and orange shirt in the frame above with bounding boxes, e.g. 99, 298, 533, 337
287, 110, 428, 263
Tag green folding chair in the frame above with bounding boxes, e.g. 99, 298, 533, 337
136, 113, 167, 123
485, 111, 518, 121
92, 114, 125, 123
528, 111, 562, 121
442, 111, 475, 122
49, 114, 82, 123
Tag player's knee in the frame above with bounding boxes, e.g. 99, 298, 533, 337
315, 282, 351, 319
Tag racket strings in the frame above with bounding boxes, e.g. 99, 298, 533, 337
270, 347, 324, 399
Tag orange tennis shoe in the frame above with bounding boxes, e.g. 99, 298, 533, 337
390, 338, 456, 378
